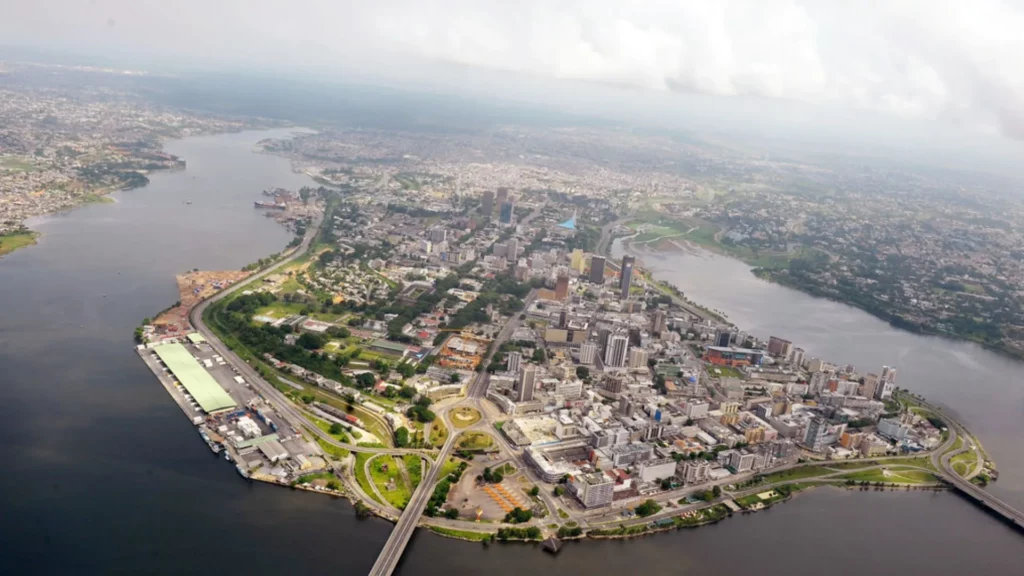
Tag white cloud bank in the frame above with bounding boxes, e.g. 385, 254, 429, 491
5, 0, 1024, 138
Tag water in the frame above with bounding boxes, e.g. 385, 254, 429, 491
614, 240, 1024, 511
0, 130, 1021, 575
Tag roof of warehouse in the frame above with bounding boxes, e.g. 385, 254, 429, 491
154, 343, 236, 413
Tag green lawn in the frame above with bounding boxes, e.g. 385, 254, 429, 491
369, 455, 413, 509
439, 457, 464, 479
429, 419, 449, 446
451, 407, 481, 429
0, 232, 38, 257
354, 452, 383, 505
0, 157, 35, 172
312, 434, 350, 460
457, 431, 494, 451
709, 365, 744, 379
429, 527, 491, 541
404, 454, 423, 489
758, 465, 833, 484
308, 414, 351, 443
838, 467, 940, 484
950, 451, 978, 477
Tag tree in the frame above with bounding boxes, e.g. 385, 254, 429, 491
531, 348, 546, 363
450, 373, 462, 383
399, 386, 417, 399
355, 372, 377, 389
329, 423, 344, 435
503, 507, 533, 524
553, 486, 565, 497
712, 485, 722, 498
529, 486, 540, 497
575, 366, 590, 379
297, 332, 326, 350
634, 499, 662, 517
445, 508, 460, 520
394, 426, 410, 447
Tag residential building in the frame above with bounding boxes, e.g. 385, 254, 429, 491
628, 347, 649, 369
569, 472, 614, 508
578, 342, 597, 365
767, 336, 793, 358
637, 458, 677, 483
651, 310, 666, 336
682, 460, 710, 485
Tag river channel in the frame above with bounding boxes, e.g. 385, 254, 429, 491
0, 130, 1020, 575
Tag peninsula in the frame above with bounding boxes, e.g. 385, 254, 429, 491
137, 182, 1016, 574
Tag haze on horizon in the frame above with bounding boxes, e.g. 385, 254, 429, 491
6, 0, 1024, 176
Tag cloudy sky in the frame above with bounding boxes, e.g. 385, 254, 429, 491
5, 0, 1024, 141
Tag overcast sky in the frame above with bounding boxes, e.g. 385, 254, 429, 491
5, 0, 1024, 142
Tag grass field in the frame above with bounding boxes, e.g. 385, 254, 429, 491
404, 454, 423, 489
369, 455, 413, 509
758, 465, 833, 484
839, 467, 940, 484
0, 231, 38, 257
709, 365, 744, 379
429, 526, 491, 541
312, 434, 350, 460
439, 457, 464, 479
354, 452, 383, 505
457, 431, 494, 451
950, 450, 978, 477
0, 157, 35, 172
428, 419, 449, 446
451, 406, 482, 429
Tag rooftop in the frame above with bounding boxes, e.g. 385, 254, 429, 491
153, 343, 236, 413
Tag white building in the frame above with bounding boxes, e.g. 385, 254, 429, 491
578, 342, 597, 365
605, 334, 629, 368
637, 458, 677, 483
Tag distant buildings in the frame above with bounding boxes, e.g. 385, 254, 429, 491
767, 336, 793, 358
555, 274, 569, 301
578, 342, 597, 365
499, 201, 514, 225
628, 347, 648, 369
651, 309, 666, 336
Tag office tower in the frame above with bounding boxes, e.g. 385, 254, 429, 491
499, 201, 514, 224
861, 373, 879, 400
578, 342, 597, 365
767, 336, 793, 358
555, 274, 569, 301
570, 249, 585, 273
506, 238, 519, 260
604, 334, 629, 368
589, 256, 606, 284
804, 416, 829, 452
651, 310, 666, 336
517, 365, 536, 402
619, 255, 635, 300
496, 187, 509, 207
558, 308, 568, 329
506, 351, 522, 374
597, 328, 611, 355
429, 227, 447, 243
628, 347, 649, 369
715, 329, 732, 348
881, 365, 897, 383
481, 190, 494, 216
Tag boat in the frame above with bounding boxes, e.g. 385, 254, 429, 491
236, 464, 250, 480
254, 201, 286, 210
223, 452, 231, 462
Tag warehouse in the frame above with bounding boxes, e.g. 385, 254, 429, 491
153, 343, 237, 413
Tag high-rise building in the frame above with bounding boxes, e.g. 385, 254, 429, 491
619, 255, 635, 300
499, 201, 514, 224
516, 365, 536, 402
767, 336, 793, 358
861, 373, 879, 400
714, 329, 732, 348
481, 190, 494, 216
790, 347, 806, 369
628, 347, 649, 369
578, 342, 597, 365
429, 227, 447, 243
496, 187, 509, 207
506, 351, 522, 374
589, 256, 606, 284
881, 365, 897, 383
570, 249, 585, 273
558, 308, 568, 329
804, 416, 830, 452
506, 238, 519, 261
651, 310, 666, 336
555, 274, 570, 301
604, 334, 629, 368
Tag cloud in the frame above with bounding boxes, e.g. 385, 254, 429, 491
5, 0, 1024, 139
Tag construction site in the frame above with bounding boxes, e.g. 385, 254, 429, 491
437, 331, 491, 370
147, 270, 251, 339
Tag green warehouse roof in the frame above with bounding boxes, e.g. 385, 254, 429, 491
154, 343, 236, 413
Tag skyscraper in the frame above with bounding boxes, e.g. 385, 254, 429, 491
506, 237, 519, 261
517, 365, 536, 402
481, 190, 494, 217
506, 351, 522, 374
604, 334, 629, 368
499, 201, 514, 224
803, 416, 830, 452
578, 342, 597, 365
628, 347, 649, 369
651, 310, 666, 336
619, 255, 635, 300
555, 274, 569, 301
589, 256, 606, 284
496, 187, 509, 207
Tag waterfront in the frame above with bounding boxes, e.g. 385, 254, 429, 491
0, 129, 1021, 576
615, 240, 1024, 512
